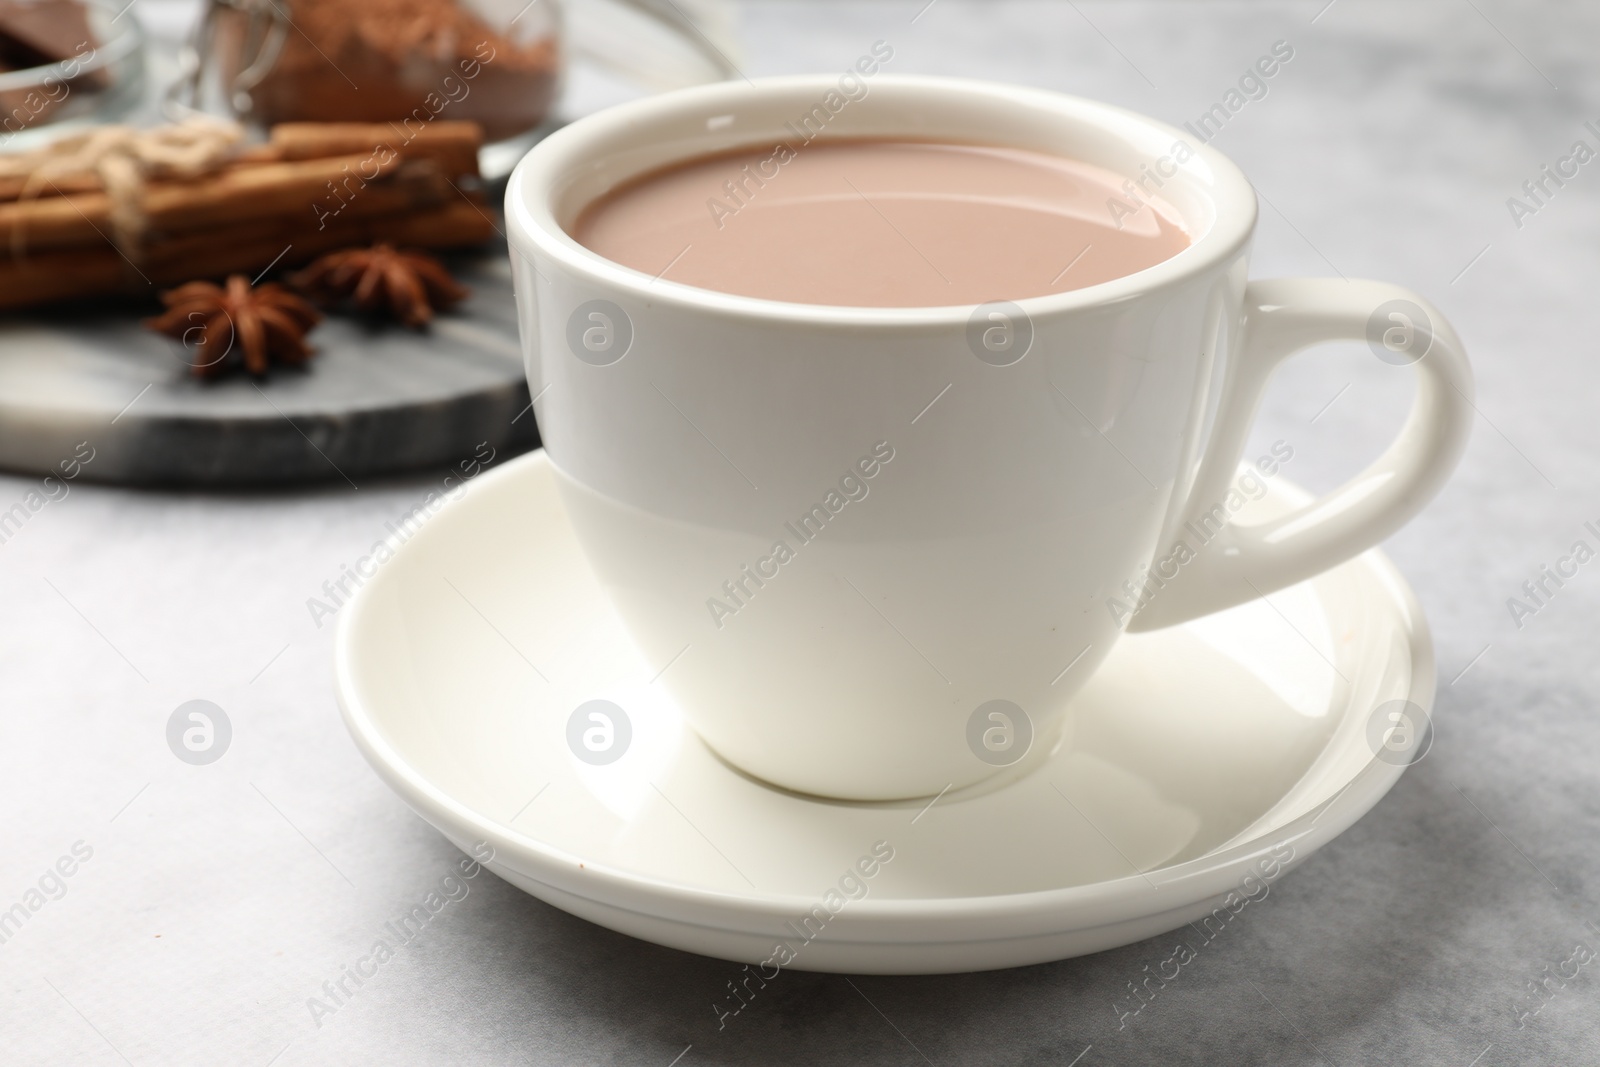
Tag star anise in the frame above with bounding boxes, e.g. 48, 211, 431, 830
145, 275, 322, 378
289, 244, 469, 329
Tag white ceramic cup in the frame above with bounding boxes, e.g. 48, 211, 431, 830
505, 74, 1473, 801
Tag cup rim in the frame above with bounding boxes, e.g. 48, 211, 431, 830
506, 74, 1258, 325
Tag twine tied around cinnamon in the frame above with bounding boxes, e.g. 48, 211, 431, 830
0, 115, 244, 262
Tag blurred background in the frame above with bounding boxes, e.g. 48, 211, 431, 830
2, 1, 1597, 1064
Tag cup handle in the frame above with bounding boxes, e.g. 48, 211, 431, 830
1126, 277, 1474, 632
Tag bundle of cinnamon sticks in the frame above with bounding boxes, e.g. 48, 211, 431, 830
0, 120, 498, 310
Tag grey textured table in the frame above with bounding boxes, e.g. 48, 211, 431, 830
3, 1, 1596, 1064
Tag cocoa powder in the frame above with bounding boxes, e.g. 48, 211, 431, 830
217, 0, 558, 142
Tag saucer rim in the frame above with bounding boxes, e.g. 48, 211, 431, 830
334, 449, 1432, 936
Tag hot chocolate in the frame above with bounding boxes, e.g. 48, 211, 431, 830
571, 139, 1191, 307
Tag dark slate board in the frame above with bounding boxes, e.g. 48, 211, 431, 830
0, 248, 539, 486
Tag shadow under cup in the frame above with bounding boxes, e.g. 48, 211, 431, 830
504, 74, 1257, 801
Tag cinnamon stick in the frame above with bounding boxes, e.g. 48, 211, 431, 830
0, 189, 103, 249
0, 199, 498, 309
0, 155, 457, 252
144, 151, 406, 231
0, 244, 127, 308
264, 121, 483, 181
143, 199, 495, 279
0, 172, 100, 202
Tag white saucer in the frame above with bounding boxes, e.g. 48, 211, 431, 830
334, 450, 1433, 974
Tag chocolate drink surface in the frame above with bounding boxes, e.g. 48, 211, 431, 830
572, 139, 1191, 307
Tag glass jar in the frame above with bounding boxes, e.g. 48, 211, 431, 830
0, 0, 145, 149
179, 0, 736, 174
